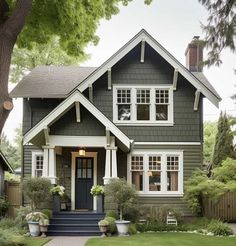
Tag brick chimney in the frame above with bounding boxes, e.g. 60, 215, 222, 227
185, 36, 203, 72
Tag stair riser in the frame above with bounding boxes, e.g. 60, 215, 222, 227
48, 225, 99, 231
50, 219, 100, 225
47, 232, 102, 236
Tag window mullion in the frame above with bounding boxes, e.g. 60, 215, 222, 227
143, 154, 148, 193
131, 88, 136, 122
161, 154, 167, 192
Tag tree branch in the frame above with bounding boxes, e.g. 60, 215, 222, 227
3, 0, 32, 39
0, 0, 9, 26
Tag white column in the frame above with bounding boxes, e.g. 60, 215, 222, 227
48, 146, 57, 184
111, 147, 118, 178
42, 147, 49, 177
103, 148, 111, 184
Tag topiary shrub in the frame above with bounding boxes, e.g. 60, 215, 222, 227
105, 216, 117, 234
23, 177, 51, 211
206, 220, 233, 236
106, 210, 119, 220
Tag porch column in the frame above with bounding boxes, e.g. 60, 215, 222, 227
42, 146, 49, 177
48, 146, 57, 184
111, 147, 118, 178
103, 148, 111, 184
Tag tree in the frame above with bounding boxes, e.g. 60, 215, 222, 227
0, 0, 151, 136
203, 121, 217, 164
199, 0, 236, 66
212, 112, 235, 167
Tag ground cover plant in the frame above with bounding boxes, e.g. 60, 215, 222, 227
85, 232, 236, 246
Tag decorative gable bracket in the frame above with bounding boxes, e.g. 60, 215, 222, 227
194, 89, 201, 111
173, 68, 178, 91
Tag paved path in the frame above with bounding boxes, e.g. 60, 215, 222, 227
45, 236, 94, 246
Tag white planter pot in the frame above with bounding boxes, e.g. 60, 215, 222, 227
28, 221, 40, 237
115, 220, 130, 236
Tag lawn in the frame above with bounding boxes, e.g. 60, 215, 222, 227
86, 233, 236, 246
24, 237, 51, 246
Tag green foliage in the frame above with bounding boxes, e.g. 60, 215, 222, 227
0, 218, 16, 229
128, 223, 137, 235
212, 158, 236, 183
0, 197, 10, 217
25, 211, 48, 222
104, 178, 138, 220
212, 112, 235, 168
203, 121, 217, 164
90, 185, 104, 196
199, 0, 236, 66
0, 229, 24, 246
98, 219, 109, 226
106, 210, 119, 220
15, 206, 31, 228
104, 216, 117, 234
123, 204, 140, 222
207, 220, 233, 236
41, 209, 52, 220
23, 177, 51, 211
50, 185, 65, 197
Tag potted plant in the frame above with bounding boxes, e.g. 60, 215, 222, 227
98, 219, 109, 237
39, 218, 50, 237
50, 185, 65, 213
26, 212, 48, 237
105, 178, 138, 236
90, 185, 104, 213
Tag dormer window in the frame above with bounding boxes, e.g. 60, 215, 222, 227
113, 85, 173, 126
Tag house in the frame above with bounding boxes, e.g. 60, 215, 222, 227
10, 30, 220, 234
0, 150, 14, 196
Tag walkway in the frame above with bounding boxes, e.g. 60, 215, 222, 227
45, 236, 93, 246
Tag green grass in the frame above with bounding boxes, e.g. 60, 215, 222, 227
24, 237, 51, 246
86, 233, 236, 246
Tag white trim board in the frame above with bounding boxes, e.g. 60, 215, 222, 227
74, 29, 220, 108
71, 152, 97, 211
134, 142, 201, 146
23, 90, 131, 149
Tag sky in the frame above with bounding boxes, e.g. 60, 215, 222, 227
3, 0, 236, 144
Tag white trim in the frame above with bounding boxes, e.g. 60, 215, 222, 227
173, 68, 178, 91
134, 142, 201, 146
89, 84, 93, 102
194, 89, 201, 111
113, 85, 174, 125
49, 135, 106, 147
107, 68, 112, 90
31, 151, 43, 177
140, 39, 145, 63
128, 149, 184, 196
76, 30, 220, 107
71, 152, 97, 211
75, 102, 81, 122
23, 90, 131, 149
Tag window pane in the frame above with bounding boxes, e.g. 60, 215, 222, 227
137, 105, 149, 120
36, 170, 43, 177
136, 89, 150, 103
156, 105, 168, 120
118, 105, 131, 120
132, 171, 143, 191
156, 89, 169, 104
167, 171, 178, 191
149, 171, 161, 191
131, 156, 143, 170
167, 156, 179, 170
117, 89, 131, 104
149, 156, 161, 170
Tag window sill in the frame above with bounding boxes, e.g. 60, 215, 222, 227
138, 192, 184, 198
115, 122, 174, 126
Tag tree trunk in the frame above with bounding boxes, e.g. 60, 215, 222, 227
0, 0, 32, 136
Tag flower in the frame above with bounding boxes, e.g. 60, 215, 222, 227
50, 185, 65, 197
90, 185, 104, 196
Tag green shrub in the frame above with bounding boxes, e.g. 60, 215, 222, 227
0, 229, 24, 246
15, 206, 31, 228
41, 209, 53, 219
23, 177, 51, 210
0, 218, 16, 229
128, 223, 137, 235
123, 204, 140, 222
105, 216, 117, 234
106, 210, 119, 220
0, 197, 10, 217
206, 220, 233, 236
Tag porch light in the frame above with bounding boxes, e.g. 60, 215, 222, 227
78, 148, 86, 156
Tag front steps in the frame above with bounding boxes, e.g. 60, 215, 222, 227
47, 211, 105, 236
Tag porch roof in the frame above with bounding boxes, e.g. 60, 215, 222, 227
23, 90, 131, 150
0, 151, 14, 173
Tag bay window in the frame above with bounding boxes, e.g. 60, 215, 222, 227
129, 150, 183, 196
113, 85, 173, 125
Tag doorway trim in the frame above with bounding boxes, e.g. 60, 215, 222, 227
71, 152, 97, 211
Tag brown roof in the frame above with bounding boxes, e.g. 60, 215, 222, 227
10, 66, 97, 98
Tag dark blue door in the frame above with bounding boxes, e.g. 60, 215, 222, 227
75, 157, 93, 210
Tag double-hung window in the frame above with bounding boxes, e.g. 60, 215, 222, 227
129, 150, 183, 196
32, 151, 43, 177
113, 85, 173, 125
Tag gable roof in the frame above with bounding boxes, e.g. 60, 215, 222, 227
10, 29, 220, 107
0, 151, 14, 173
73, 29, 220, 107
10, 66, 97, 98
23, 90, 131, 149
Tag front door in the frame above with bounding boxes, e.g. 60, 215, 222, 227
75, 157, 93, 210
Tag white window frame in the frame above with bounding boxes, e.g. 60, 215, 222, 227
127, 149, 183, 197
113, 85, 174, 126
32, 151, 44, 177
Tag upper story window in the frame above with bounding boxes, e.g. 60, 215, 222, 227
32, 151, 43, 177
128, 150, 183, 196
113, 85, 173, 125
